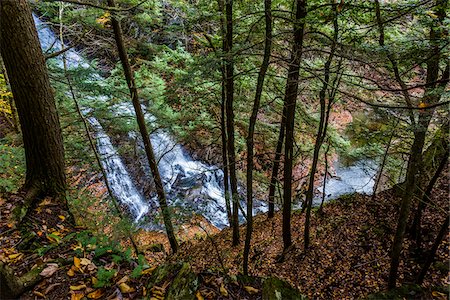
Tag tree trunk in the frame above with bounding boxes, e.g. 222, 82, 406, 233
319, 144, 330, 212
410, 150, 448, 249
304, 1, 337, 250
282, 0, 307, 251
107, 0, 178, 253
416, 216, 449, 284
372, 120, 398, 198
268, 105, 286, 218
243, 0, 272, 275
218, 0, 232, 226
224, 0, 240, 246
0, 0, 66, 202
388, 0, 447, 288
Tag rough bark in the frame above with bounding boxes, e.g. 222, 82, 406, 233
107, 0, 178, 253
224, 0, 240, 246
282, 0, 307, 251
243, 0, 272, 275
0, 0, 66, 202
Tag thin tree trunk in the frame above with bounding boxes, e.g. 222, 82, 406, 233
388, 0, 447, 287
218, 0, 232, 226
0, 0, 66, 202
416, 216, 449, 284
107, 0, 178, 253
224, 0, 240, 246
319, 143, 329, 212
304, 1, 337, 250
58, 5, 140, 255
372, 120, 398, 199
410, 150, 448, 248
282, 0, 307, 251
243, 0, 272, 275
268, 105, 286, 218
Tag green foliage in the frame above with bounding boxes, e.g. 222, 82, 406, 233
94, 267, 117, 288
0, 139, 25, 194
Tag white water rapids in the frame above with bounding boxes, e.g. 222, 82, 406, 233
34, 15, 377, 230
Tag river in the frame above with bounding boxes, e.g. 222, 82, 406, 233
34, 14, 377, 230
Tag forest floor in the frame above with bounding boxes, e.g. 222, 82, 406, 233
174, 168, 449, 299
0, 167, 448, 299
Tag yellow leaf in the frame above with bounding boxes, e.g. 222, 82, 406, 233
70, 284, 87, 291
195, 290, 204, 300
117, 275, 129, 285
71, 242, 83, 251
244, 286, 259, 294
58, 215, 66, 221
71, 292, 84, 300
426, 10, 438, 18
219, 283, 228, 297
74, 257, 81, 268
67, 266, 76, 277
91, 277, 98, 285
87, 289, 104, 299
141, 266, 157, 275
418, 102, 427, 108
119, 282, 136, 293
432, 290, 446, 298
8, 253, 21, 259
33, 291, 45, 298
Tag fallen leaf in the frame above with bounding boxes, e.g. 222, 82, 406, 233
119, 282, 136, 293
58, 215, 66, 221
80, 258, 92, 266
117, 275, 129, 285
39, 263, 59, 277
141, 266, 157, 275
33, 291, 45, 298
67, 266, 76, 277
244, 286, 259, 294
70, 284, 87, 291
219, 283, 228, 297
91, 277, 98, 285
71, 292, 84, 300
74, 257, 81, 268
195, 290, 205, 300
8, 253, 21, 259
87, 289, 104, 299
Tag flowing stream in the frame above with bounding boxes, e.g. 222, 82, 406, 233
34, 15, 377, 230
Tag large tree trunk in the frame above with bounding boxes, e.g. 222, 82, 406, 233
224, 0, 240, 246
0, 0, 66, 203
107, 0, 178, 253
282, 0, 307, 251
243, 0, 272, 275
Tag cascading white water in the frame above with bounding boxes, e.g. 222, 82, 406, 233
35, 14, 377, 229
34, 15, 149, 222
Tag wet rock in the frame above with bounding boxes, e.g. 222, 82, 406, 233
147, 262, 198, 300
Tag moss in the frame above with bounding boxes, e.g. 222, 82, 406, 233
262, 277, 307, 300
